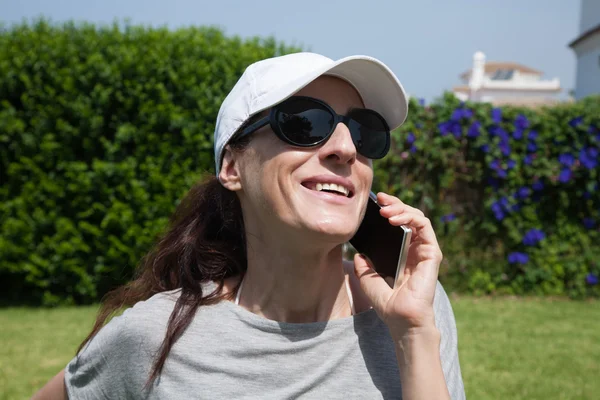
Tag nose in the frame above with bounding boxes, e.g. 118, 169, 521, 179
318, 122, 356, 165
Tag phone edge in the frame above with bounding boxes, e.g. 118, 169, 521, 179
393, 225, 412, 288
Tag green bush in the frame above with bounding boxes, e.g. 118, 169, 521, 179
0, 20, 298, 305
374, 94, 600, 298
1, 21, 598, 305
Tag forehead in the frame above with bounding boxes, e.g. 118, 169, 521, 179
293, 76, 365, 114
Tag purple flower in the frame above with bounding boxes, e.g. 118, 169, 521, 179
579, 148, 598, 170
500, 141, 511, 156
527, 141, 537, 152
410, 144, 418, 154
587, 273, 599, 285
496, 128, 510, 142
532, 180, 544, 191
508, 252, 529, 264
515, 114, 530, 130
581, 156, 597, 170
407, 132, 416, 144
511, 204, 521, 212
451, 109, 464, 121
467, 121, 481, 138
491, 108, 502, 124
452, 124, 462, 139
419, 98, 425, 107
507, 160, 516, 170
559, 153, 575, 167
569, 116, 583, 128
517, 187, 531, 199
524, 155, 534, 165
589, 126, 600, 142
500, 197, 510, 209
513, 129, 523, 140
491, 201, 505, 220
490, 159, 501, 170
559, 168, 573, 183
523, 228, 546, 246
583, 218, 595, 229
481, 144, 490, 153
440, 120, 463, 138
438, 121, 452, 136
497, 169, 507, 179
528, 130, 539, 140
441, 213, 456, 223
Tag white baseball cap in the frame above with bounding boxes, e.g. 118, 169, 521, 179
214, 52, 409, 175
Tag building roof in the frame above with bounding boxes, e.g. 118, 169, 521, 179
460, 62, 543, 80
569, 23, 600, 48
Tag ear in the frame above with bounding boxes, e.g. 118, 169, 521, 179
218, 146, 243, 192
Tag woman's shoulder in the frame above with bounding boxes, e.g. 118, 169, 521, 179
119, 283, 220, 332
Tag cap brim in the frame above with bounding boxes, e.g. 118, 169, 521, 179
253, 55, 408, 130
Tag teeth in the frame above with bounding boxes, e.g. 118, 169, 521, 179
314, 182, 350, 196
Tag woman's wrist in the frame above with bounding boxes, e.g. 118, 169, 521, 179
393, 326, 451, 400
392, 326, 441, 366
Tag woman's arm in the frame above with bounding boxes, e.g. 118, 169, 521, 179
31, 368, 68, 400
394, 328, 451, 400
354, 192, 464, 399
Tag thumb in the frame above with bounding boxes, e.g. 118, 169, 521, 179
353, 253, 392, 311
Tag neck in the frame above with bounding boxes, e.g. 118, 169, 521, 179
237, 232, 353, 323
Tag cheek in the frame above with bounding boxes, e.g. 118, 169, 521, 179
357, 157, 374, 188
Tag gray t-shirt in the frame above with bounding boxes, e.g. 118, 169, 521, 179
65, 281, 465, 399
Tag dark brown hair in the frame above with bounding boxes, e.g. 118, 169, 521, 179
77, 135, 254, 386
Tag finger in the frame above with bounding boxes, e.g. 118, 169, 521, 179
388, 213, 441, 251
377, 193, 425, 218
375, 192, 399, 207
353, 253, 392, 310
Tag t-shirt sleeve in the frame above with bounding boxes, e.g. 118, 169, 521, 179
434, 281, 466, 400
64, 307, 153, 400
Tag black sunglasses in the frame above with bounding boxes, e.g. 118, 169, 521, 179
233, 96, 391, 159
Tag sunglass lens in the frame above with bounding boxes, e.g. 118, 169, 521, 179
348, 110, 390, 159
276, 98, 333, 145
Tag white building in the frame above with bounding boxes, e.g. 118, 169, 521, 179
569, 0, 600, 100
453, 51, 561, 107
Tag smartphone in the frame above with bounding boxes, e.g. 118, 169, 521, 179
349, 192, 412, 289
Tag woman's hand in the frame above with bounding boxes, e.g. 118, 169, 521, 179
354, 192, 443, 340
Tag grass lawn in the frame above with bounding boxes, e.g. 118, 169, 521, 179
451, 295, 600, 400
1, 297, 599, 400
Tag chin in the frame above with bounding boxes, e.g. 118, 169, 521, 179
306, 217, 358, 243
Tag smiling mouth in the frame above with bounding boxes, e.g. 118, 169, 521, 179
302, 182, 354, 198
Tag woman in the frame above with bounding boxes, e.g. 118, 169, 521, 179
34, 52, 465, 399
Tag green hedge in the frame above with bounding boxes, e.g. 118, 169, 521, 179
375, 94, 600, 298
1, 21, 598, 305
0, 20, 298, 305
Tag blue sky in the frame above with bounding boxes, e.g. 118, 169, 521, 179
1, 0, 580, 102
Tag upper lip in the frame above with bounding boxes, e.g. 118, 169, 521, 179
301, 174, 356, 197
